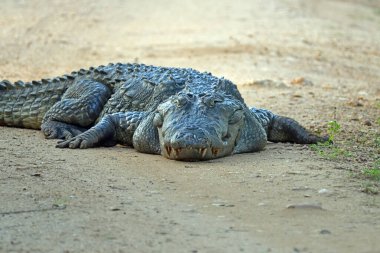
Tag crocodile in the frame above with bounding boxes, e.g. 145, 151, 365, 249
0, 63, 327, 161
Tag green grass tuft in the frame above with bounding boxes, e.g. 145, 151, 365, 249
310, 121, 351, 159
374, 8, 380, 17
327, 120, 341, 142
361, 182, 379, 195
362, 159, 380, 181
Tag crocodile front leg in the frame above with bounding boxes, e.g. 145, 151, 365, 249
41, 79, 111, 140
250, 107, 328, 144
56, 112, 147, 149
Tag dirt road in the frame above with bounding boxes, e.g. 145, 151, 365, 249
1, 0, 379, 252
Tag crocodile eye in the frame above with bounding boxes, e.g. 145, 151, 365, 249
229, 110, 244, 124
176, 80, 186, 87
203, 96, 223, 107
153, 112, 163, 127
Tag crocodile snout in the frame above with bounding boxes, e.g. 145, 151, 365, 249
162, 128, 224, 161
170, 129, 210, 148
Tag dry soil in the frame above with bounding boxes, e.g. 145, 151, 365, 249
0, 0, 379, 253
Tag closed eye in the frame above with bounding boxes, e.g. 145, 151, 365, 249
228, 110, 244, 124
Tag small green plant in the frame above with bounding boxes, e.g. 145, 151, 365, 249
375, 135, 380, 148
52, 197, 68, 209
310, 121, 350, 159
361, 182, 379, 195
362, 159, 380, 181
327, 120, 341, 142
363, 168, 380, 181
310, 143, 351, 159
377, 117, 380, 126
374, 8, 380, 17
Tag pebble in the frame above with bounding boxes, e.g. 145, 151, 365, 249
292, 186, 310, 191
246, 79, 288, 88
320, 229, 331, 234
286, 203, 323, 210
212, 203, 235, 207
318, 188, 330, 194
52, 204, 66, 210
290, 77, 314, 86
348, 99, 365, 107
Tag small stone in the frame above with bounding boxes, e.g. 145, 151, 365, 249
348, 100, 364, 107
292, 186, 309, 191
246, 79, 288, 88
318, 188, 329, 194
52, 204, 66, 210
212, 203, 225, 207
290, 77, 314, 86
320, 229, 331, 234
287, 203, 323, 210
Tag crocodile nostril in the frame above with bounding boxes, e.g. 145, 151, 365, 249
222, 132, 231, 141
169, 130, 210, 149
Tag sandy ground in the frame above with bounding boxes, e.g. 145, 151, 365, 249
1, 0, 380, 252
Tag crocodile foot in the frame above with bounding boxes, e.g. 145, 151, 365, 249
41, 121, 86, 140
56, 135, 96, 149
55, 123, 117, 149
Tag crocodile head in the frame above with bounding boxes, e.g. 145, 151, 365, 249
153, 91, 246, 161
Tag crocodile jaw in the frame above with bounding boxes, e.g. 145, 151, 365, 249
157, 128, 234, 161
162, 145, 224, 161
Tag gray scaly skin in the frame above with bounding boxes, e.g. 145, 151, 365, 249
0, 63, 327, 161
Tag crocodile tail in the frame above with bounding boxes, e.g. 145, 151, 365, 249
0, 77, 72, 129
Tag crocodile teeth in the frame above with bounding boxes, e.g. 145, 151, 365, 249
174, 148, 182, 156
165, 146, 172, 156
200, 148, 207, 158
164, 146, 214, 159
